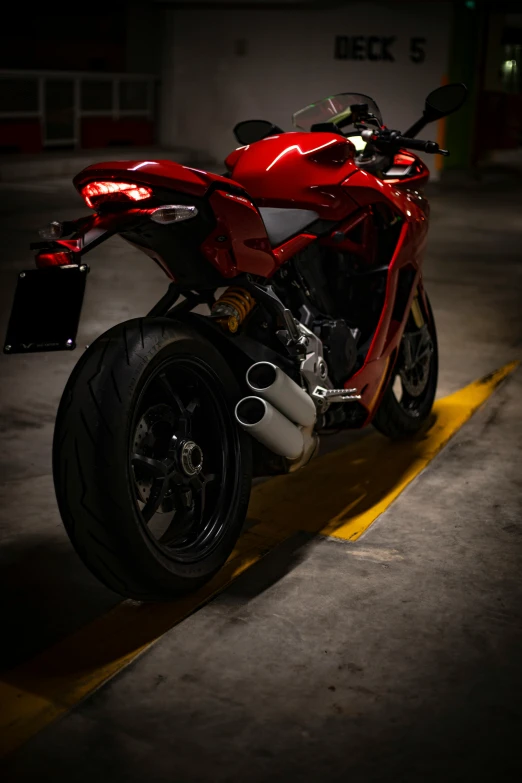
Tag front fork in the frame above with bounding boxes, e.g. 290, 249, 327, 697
399, 283, 435, 391
410, 292, 426, 330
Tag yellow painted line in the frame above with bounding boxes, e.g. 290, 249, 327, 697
0, 361, 518, 759
248, 361, 519, 542
0, 527, 284, 760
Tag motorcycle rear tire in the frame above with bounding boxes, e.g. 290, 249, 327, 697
53, 317, 252, 601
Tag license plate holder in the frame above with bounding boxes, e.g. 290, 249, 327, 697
4, 265, 88, 354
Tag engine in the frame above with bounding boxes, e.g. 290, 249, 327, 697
319, 319, 358, 385
273, 243, 375, 385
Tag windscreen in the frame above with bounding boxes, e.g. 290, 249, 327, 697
292, 93, 383, 132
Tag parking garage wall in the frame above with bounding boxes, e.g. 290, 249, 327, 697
159, 1, 451, 174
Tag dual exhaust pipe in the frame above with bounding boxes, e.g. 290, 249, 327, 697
235, 362, 318, 465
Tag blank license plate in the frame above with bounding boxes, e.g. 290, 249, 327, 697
4, 265, 88, 354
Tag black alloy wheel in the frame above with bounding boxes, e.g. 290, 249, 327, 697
130, 356, 232, 560
53, 318, 252, 600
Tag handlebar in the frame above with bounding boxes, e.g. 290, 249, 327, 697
397, 136, 450, 156
360, 128, 449, 156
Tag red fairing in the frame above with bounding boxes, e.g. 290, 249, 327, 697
201, 191, 277, 278
341, 167, 429, 221
346, 226, 419, 413
385, 152, 430, 189
224, 147, 246, 170
394, 153, 416, 166
227, 132, 360, 219
342, 208, 428, 421
73, 160, 244, 198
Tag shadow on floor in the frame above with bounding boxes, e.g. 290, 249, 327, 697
1, 418, 429, 680
0, 528, 121, 669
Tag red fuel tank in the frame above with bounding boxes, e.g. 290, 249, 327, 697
225, 132, 360, 220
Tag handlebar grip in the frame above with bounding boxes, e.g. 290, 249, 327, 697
399, 137, 450, 156
360, 129, 450, 156
398, 137, 436, 153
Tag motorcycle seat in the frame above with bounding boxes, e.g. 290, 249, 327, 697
258, 207, 320, 247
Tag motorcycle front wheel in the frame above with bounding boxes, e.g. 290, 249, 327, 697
53, 318, 252, 601
372, 294, 438, 440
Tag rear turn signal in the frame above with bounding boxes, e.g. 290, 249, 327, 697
81, 181, 152, 209
38, 221, 63, 240
150, 205, 198, 224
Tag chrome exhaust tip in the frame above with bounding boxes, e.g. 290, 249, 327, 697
246, 361, 316, 427
235, 396, 305, 460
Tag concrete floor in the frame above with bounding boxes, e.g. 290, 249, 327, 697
1, 173, 522, 779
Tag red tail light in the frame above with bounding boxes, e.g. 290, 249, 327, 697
81, 181, 152, 209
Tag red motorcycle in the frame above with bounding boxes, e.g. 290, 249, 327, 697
4, 83, 466, 600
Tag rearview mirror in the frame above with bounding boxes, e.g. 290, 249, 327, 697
424, 83, 468, 121
233, 120, 283, 145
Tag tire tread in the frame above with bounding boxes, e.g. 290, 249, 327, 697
53, 317, 251, 601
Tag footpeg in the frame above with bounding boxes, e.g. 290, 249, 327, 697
312, 385, 361, 412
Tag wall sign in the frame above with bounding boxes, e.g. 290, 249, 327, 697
334, 36, 427, 64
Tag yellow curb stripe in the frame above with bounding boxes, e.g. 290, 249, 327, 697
248, 361, 519, 542
0, 360, 518, 759
0, 535, 278, 760
321, 361, 521, 539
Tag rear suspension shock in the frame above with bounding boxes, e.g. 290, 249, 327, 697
211, 287, 256, 333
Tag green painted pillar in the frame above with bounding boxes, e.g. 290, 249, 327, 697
444, 1, 488, 170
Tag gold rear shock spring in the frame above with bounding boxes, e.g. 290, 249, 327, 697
211, 287, 256, 333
